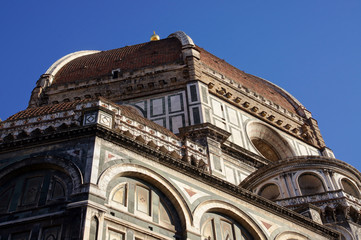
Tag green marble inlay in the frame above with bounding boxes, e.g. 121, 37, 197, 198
192, 107, 201, 124
189, 85, 198, 102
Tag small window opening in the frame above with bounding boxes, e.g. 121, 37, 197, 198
113, 70, 119, 79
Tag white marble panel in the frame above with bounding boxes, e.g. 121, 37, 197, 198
153, 118, 166, 128
170, 115, 183, 134
211, 99, 224, 118
169, 95, 182, 112
151, 98, 164, 116
214, 118, 226, 130
297, 143, 309, 155
226, 106, 239, 126
230, 127, 244, 147
225, 165, 236, 184
309, 148, 320, 156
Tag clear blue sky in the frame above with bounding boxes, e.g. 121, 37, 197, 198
1, 1, 360, 170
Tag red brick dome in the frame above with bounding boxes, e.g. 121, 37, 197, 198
43, 31, 304, 117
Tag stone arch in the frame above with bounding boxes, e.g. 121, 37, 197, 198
0, 155, 83, 194
340, 177, 360, 198
193, 200, 267, 240
274, 231, 310, 240
246, 121, 294, 161
295, 171, 326, 196
48, 174, 68, 201
97, 163, 193, 232
108, 182, 128, 210
257, 182, 281, 201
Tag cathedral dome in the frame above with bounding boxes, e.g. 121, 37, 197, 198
37, 31, 305, 118
51, 38, 183, 85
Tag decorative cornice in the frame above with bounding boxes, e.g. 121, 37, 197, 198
221, 141, 269, 168
201, 68, 325, 149
179, 123, 231, 144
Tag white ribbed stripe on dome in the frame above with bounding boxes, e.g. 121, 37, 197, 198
255, 76, 307, 117
167, 31, 195, 47
45, 50, 100, 85
168, 31, 306, 117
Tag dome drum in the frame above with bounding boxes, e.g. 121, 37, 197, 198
240, 156, 361, 229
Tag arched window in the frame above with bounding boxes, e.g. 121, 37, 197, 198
247, 122, 294, 161
112, 183, 127, 205
298, 173, 325, 195
341, 178, 360, 198
159, 199, 174, 226
251, 138, 280, 161
258, 184, 280, 201
201, 212, 254, 240
107, 177, 182, 239
0, 185, 14, 213
135, 184, 151, 216
49, 176, 67, 201
0, 167, 71, 213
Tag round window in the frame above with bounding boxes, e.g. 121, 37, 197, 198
258, 183, 280, 201
246, 122, 294, 161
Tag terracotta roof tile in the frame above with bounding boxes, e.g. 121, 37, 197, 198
53, 38, 183, 84
49, 36, 297, 116
6, 100, 88, 121
196, 46, 297, 114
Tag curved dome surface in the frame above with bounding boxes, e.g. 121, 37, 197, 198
52, 38, 183, 85
196, 46, 301, 115
45, 31, 304, 116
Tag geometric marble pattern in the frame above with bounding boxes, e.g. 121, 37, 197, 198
104, 150, 124, 163
98, 112, 112, 128
170, 178, 209, 204
248, 212, 279, 236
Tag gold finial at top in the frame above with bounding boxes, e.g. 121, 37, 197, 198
150, 31, 160, 41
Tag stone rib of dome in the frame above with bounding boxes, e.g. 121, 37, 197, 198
53, 38, 183, 85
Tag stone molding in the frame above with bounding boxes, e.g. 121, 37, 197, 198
202, 70, 325, 149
